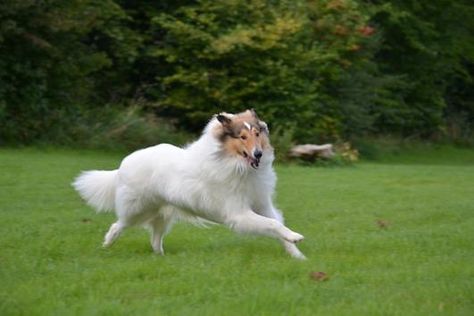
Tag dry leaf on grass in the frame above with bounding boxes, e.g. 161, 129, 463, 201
376, 219, 390, 229
310, 271, 329, 282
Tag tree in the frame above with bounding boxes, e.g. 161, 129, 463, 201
368, 0, 474, 137
0, 0, 141, 143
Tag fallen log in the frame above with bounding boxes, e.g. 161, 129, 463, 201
289, 144, 335, 160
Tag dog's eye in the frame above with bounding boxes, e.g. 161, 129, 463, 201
240, 135, 247, 140
256, 132, 260, 137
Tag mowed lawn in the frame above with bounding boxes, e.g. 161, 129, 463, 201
1, 147, 473, 315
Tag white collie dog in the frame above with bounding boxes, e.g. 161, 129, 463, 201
73, 109, 305, 259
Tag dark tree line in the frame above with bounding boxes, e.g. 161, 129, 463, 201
1, 0, 473, 147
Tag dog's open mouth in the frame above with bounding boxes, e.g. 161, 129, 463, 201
250, 160, 259, 169
243, 152, 260, 169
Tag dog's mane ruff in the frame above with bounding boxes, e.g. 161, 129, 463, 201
186, 117, 248, 179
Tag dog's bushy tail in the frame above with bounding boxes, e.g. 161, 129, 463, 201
72, 170, 118, 212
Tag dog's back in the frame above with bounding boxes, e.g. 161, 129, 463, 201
118, 143, 186, 194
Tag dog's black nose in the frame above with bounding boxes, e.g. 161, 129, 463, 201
254, 150, 263, 159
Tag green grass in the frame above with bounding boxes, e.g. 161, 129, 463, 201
1, 147, 473, 315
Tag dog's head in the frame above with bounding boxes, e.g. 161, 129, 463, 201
213, 109, 271, 169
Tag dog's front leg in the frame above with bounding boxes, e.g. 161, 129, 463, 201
281, 240, 306, 260
253, 199, 307, 260
227, 211, 304, 244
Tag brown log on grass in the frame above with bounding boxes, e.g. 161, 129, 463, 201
289, 144, 335, 160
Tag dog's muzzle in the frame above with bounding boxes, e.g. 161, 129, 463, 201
250, 150, 262, 169
250, 158, 260, 169
243, 150, 262, 169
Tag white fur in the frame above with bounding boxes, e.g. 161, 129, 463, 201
72, 116, 305, 259
73, 170, 117, 212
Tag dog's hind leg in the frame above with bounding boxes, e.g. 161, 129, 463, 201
103, 221, 126, 247
102, 186, 147, 248
149, 215, 173, 255
148, 206, 177, 255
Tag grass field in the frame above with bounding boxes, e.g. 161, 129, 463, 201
1, 147, 473, 315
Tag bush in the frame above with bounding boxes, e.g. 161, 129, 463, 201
145, 0, 379, 142
1, 0, 473, 148
0, 0, 142, 145
0, 103, 190, 151
70, 105, 191, 151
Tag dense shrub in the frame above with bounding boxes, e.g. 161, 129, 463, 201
0, 0, 142, 145
0, 0, 473, 147
368, 0, 474, 138
145, 0, 380, 142
69, 105, 191, 151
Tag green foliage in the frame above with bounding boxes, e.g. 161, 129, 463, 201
0, 0, 473, 147
65, 105, 191, 151
368, 0, 474, 137
145, 0, 378, 142
0, 0, 142, 144
270, 126, 296, 162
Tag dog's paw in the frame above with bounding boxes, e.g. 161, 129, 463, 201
292, 252, 307, 260
285, 231, 304, 244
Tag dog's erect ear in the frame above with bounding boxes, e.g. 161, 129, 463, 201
248, 108, 259, 119
216, 113, 232, 126
258, 120, 269, 134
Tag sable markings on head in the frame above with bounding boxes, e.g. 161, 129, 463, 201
243, 121, 251, 131
216, 114, 259, 140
